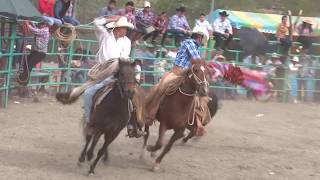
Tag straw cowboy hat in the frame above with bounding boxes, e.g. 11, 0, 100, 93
105, 16, 134, 29
192, 26, 209, 44
144, 1, 151, 8
302, 19, 313, 25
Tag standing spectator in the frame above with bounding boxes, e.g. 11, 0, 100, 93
17, 21, 50, 85
135, 1, 156, 45
38, 0, 62, 26
288, 56, 301, 103
161, 6, 190, 47
142, 12, 168, 45
117, 1, 136, 27
212, 11, 233, 51
297, 53, 315, 102
295, 19, 314, 52
98, 0, 118, 17
276, 15, 291, 55
54, 0, 80, 26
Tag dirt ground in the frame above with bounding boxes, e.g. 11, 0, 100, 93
0, 96, 320, 180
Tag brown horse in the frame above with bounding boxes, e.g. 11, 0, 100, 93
141, 60, 211, 171
56, 60, 137, 175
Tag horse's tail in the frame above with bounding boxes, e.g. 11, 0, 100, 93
56, 86, 86, 104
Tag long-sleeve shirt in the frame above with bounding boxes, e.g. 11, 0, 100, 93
135, 10, 156, 28
98, 7, 118, 17
174, 38, 200, 69
27, 24, 50, 53
168, 14, 190, 31
212, 18, 232, 34
94, 17, 131, 63
38, 0, 55, 17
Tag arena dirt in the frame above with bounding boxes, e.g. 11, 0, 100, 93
0, 96, 319, 180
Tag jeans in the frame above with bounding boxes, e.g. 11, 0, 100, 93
279, 37, 292, 55
213, 32, 233, 50
63, 16, 80, 26
161, 29, 189, 46
42, 16, 63, 26
83, 76, 115, 122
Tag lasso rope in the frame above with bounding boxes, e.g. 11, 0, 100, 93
54, 23, 77, 47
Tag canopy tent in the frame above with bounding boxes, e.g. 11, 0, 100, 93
0, 0, 42, 21
208, 9, 320, 35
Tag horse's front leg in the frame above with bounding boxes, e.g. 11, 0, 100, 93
152, 129, 184, 172
86, 131, 102, 161
140, 125, 150, 160
182, 130, 196, 144
147, 123, 167, 154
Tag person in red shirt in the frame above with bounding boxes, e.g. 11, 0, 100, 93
38, 0, 63, 26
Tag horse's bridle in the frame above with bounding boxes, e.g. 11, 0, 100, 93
189, 64, 209, 86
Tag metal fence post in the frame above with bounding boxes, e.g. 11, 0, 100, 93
65, 41, 74, 91
3, 22, 16, 107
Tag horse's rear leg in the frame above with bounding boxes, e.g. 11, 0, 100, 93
153, 129, 184, 172
147, 123, 167, 153
78, 134, 92, 163
87, 131, 102, 161
88, 130, 122, 175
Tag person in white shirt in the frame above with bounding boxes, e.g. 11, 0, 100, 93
83, 16, 133, 123
194, 13, 213, 36
212, 11, 233, 50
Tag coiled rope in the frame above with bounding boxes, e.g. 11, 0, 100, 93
54, 23, 77, 47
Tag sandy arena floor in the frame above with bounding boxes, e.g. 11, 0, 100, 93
0, 96, 320, 180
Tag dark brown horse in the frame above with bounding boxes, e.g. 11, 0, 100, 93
141, 60, 211, 171
56, 60, 137, 175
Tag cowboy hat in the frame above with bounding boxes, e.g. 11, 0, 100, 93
302, 19, 313, 25
176, 6, 186, 12
192, 26, 209, 44
105, 16, 134, 29
271, 53, 279, 58
219, 11, 229, 17
144, 1, 151, 8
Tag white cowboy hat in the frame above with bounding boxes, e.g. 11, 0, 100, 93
192, 26, 209, 44
292, 56, 299, 62
302, 19, 313, 25
144, 1, 151, 8
105, 16, 134, 29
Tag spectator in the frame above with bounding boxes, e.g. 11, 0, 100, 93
38, 0, 63, 26
54, 0, 80, 26
17, 20, 50, 85
194, 13, 212, 36
288, 56, 301, 103
297, 53, 315, 102
142, 12, 168, 45
117, 1, 136, 27
295, 19, 314, 52
161, 6, 190, 47
276, 15, 291, 55
135, 1, 156, 45
212, 11, 233, 50
98, 0, 118, 17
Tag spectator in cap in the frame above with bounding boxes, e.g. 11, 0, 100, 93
98, 0, 118, 17
161, 6, 190, 47
293, 10, 314, 52
212, 11, 233, 50
134, 1, 157, 45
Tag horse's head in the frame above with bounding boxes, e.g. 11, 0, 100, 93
115, 59, 136, 99
186, 60, 210, 96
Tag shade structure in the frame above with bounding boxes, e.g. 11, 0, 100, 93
0, 0, 42, 21
208, 9, 320, 35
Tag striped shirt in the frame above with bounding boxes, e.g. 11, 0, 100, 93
27, 24, 50, 53
168, 14, 190, 31
135, 10, 156, 27
174, 38, 201, 69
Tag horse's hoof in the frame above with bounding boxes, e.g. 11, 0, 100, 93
152, 163, 161, 172
150, 152, 157, 158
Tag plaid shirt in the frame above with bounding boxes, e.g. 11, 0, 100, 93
174, 38, 201, 69
27, 24, 50, 53
168, 14, 190, 31
135, 10, 156, 27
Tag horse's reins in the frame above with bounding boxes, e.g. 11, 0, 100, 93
179, 65, 208, 97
